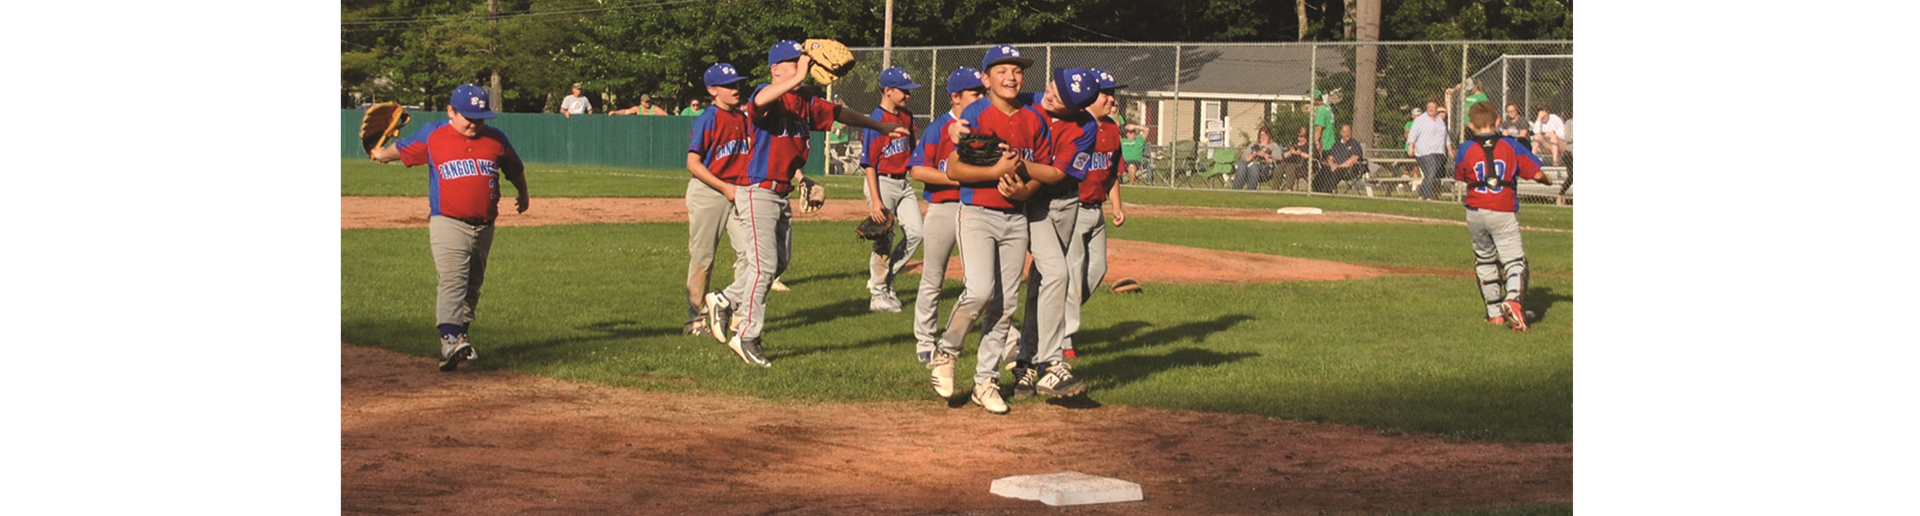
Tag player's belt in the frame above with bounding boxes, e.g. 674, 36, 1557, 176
1080, 201, 1104, 210
752, 180, 794, 196
452, 216, 492, 227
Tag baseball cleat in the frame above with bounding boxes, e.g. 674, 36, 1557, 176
770, 278, 790, 292
438, 333, 476, 372
727, 335, 773, 367
1500, 300, 1529, 332
705, 292, 733, 345
1035, 361, 1087, 398
972, 382, 1009, 414
684, 319, 711, 336
929, 352, 957, 398
1487, 316, 1506, 325
1010, 363, 1039, 399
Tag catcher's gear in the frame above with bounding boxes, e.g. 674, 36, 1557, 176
955, 132, 1008, 168
359, 102, 411, 156
802, 39, 856, 86
855, 208, 894, 241
796, 177, 826, 214
1109, 278, 1143, 294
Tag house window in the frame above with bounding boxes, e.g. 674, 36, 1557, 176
1201, 100, 1221, 124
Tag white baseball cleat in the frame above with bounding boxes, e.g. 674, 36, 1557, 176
928, 352, 957, 398
972, 382, 1009, 414
705, 292, 733, 345
438, 333, 477, 372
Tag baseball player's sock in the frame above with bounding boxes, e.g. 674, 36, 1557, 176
437, 324, 463, 339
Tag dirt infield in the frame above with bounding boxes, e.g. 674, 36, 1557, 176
342, 343, 1571, 515
341, 196, 1464, 284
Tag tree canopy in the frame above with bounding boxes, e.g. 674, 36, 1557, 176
341, 0, 1570, 110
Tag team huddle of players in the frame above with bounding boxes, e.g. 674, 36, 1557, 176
367, 41, 1549, 415
685, 43, 1127, 414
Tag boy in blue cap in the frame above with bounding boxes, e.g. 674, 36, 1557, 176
906, 66, 984, 398
705, 40, 907, 367
999, 67, 1101, 400
860, 67, 923, 313
682, 63, 753, 337
369, 84, 530, 372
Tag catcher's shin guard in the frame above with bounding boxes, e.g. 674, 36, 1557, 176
1501, 257, 1531, 303
1474, 247, 1504, 318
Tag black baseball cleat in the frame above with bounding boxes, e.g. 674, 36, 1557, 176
1035, 361, 1087, 398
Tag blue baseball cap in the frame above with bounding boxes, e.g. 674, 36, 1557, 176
1089, 68, 1125, 91
877, 67, 922, 90
1050, 67, 1100, 110
703, 62, 749, 88
981, 44, 1034, 71
768, 40, 804, 64
450, 84, 497, 120
945, 67, 984, 94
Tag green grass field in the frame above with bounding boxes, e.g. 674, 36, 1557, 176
343, 159, 1572, 448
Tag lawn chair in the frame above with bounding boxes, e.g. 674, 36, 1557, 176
1201, 147, 1237, 189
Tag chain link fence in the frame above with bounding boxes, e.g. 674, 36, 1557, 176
826, 41, 1572, 204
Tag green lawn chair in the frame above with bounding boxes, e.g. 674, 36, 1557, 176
1200, 147, 1237, 189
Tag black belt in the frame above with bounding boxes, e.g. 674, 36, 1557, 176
452, 216, 492, 227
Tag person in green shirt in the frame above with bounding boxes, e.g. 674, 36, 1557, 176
1310, 89, 1336, 180
678, 98, 702, 116
1119, 125, 1148, 183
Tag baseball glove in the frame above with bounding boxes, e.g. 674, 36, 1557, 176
955, 132, 1008, 168
359, 102, 410, 156
855, 208, 894, 240
796, 177, 826, 214
802, 39, 856, 86
1109, 278, 1143, 294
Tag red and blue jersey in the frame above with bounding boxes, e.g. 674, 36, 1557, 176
1076, 119, 1123, 205
860, 106, 916, 176
688, 105, 754, 183
394, 120, 520, 223
909, 112, 962, 203
1043, 111, 1100, 201
1453, 134, 1544, 213
744, 84, 838, 191
954, 98, 1051, 209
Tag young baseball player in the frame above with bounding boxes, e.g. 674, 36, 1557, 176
933, 45, 1060, 414
1455, 101, 1552, 331
705, 40, 907, 367
1056, 67, 1128, 366
368, 84, 530, 372
906, 66, 984, 395
999, 68, 1101, 400
860, 67, 923, 313
683, 63, 754, 338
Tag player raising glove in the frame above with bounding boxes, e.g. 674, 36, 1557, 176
802, 39, 856, 85
358, 102, 411, 157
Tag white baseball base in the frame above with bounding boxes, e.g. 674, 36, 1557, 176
991, 472, 1143, 506
1276, 207, 1324, 215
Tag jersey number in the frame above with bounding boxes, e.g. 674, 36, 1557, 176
1471, 159, 1509, 194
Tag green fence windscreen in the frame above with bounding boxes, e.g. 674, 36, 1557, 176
342, 109, 825, 176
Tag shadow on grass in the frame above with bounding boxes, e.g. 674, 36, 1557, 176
1076, 314, 1256, 356
1092, 347, 1260, 390
1522, 286, 1572, 324
780, 269, 864, 288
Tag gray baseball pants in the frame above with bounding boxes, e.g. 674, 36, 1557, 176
720, 185, 792, 343
429, 215, 495, 328
685, 179, 737, 324
1466, 208, 1529, 318
1061, 204, 1108, 352
914, 201, 962, 360
937, 204, 1028, 384
864, 175, 924, 296
1013, 195, 1077, 366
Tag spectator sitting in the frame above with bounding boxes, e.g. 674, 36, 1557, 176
1120, 124, 1150, 183
1316, 124, 1364, 193
1531, 106, 1566, 166
1499, 103, 1533, 151
680, 98, 702, 116
1275, 128, 1313, 191
1232, 129, 1280, 190
560, 83, 593, 118
609, 94, 669, 116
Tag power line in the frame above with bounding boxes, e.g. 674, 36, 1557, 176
341, 0, 724, 27
1011, 0, 1132, 44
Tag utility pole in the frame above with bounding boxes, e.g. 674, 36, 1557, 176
883, 0, 894, 69
1353, 0, 1379, 147
488, 0, 502, 110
